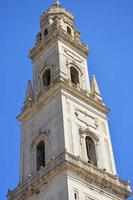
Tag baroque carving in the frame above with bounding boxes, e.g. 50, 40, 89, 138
75, 109, 98, 131
63, 48, 83, 63
79, 127, 99, 143
31, 129, 50, 147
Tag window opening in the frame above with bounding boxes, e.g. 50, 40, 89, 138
36, 141, 45, 171
43, 69, 51, 87
73, 191, 78, 200
70, 67, 79, 85
86, 136, 97, 166
67, 26, 72, 35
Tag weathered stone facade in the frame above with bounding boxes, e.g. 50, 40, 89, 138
7, 1, 132, 200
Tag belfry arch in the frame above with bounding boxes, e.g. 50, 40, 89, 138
70, 66, 79, 85
36, 140, 45, 171
85, 136, 97, 166
42, 68, 51, 87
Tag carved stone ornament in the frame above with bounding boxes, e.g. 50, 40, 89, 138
79, 127, 99, 142
31, 130, 50, 147
64, 48, 83, 64
39, 63, 53, 78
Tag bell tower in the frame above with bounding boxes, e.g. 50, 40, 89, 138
7, 2, 132, 200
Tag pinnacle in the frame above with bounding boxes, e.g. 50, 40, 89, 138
91, 75, 104, 104
91, 75, 101, 95
24, 80, 33, 104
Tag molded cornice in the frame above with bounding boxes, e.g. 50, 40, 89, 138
17, 80, 109, 122
29, 28, 89, 62
7, 152, 132, 200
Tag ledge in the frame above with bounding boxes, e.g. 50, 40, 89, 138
17, 80, 109, 122
29, 28, 88, 61
7, 152, 132, 200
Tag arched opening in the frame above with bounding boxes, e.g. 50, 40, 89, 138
36, 141, 45, 171
86, 136, 97, 166
42, 68, 51, 87
44, 28, 48, 36
67, 26, 72, 35
70, 66, 79, 85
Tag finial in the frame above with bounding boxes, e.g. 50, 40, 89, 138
52, 0, 61, 6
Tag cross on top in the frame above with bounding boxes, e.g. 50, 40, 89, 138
53, 0, 61, 6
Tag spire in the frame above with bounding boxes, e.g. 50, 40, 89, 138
91, 75, 103, 103
24, 80, 33, 104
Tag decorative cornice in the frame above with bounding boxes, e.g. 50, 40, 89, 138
29, 28, 88, 62
17, 80, 109, 122
7, 152, 132, 200
17, 80, 61, 121
61, 81, 109, 113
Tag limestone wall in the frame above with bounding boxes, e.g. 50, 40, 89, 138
61, 90, 116, 175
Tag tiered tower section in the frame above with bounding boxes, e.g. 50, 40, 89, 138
7, 2, 131, 200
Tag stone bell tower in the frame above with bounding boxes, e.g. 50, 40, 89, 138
7, 2, 132, 200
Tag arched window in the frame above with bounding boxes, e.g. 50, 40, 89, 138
42, 69, 51, 87
70, 66, 79, 85
86, 136, 97, 166
67, 26, 72, 35
36, 141, 45, 171
44, 28, 48, 36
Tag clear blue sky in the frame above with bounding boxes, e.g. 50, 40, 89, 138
0, 0, 133, 199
